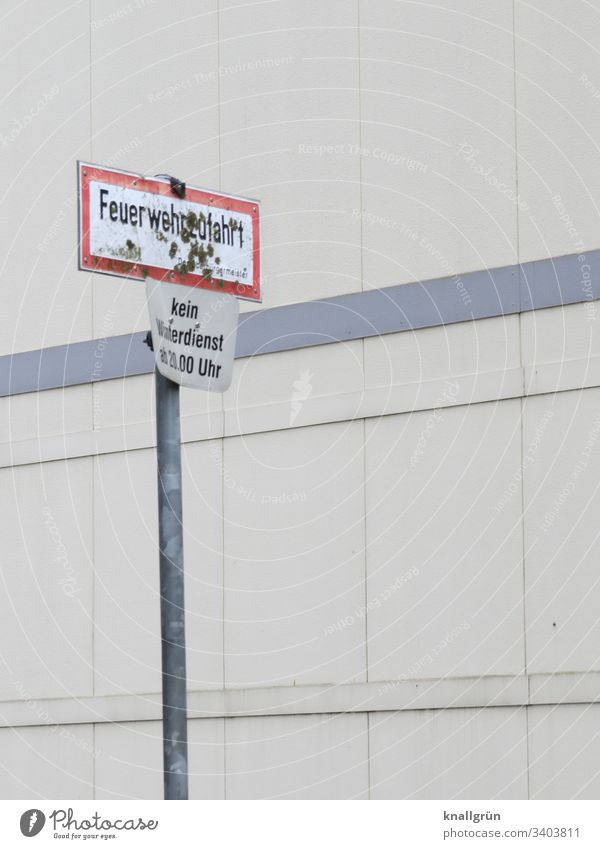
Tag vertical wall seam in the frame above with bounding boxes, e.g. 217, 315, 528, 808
221, 435, 226, 798
357, 0, 364, 295
513, 1, 531, 799
92, 722, 96, 798
512, 0, 521, 268
358, 5, 371, 800
216, 17, 227, 801
215, 0, 226, 799
91, 456, 96, 701
357, 0, 369, 695
524, 679, 531, 801
217, 0, 222, 194
362, 417, 369, 687
358, 3, 369, 724
367, 711, 372, 800
88, 0, 96, 690
519, 396, 528, 678
88, 0, 95, 345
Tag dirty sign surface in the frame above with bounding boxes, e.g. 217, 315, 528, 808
78, 161, 261, 301
146, 279, 239, 391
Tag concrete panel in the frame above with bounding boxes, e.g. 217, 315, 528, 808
0, 724, 94, 799
92, 373, 222, 431
521, 302, 600, 367
529, 704, 600, 799
224, 339, 364, 414
94, 718, 224, 799
219, 0, 361, 309
94, 442, 223, 695
370, 707, 528, 798
515, 0, 600, 263
225, 713, 369, 799
0, 459, 93, 700
90, 0, 220, 337
360, 1, 517, 290
0, 0, 92, 354
224, 422, 367, 687
92, 374, 155, 430
188, 716, 226, 799
180, 382, 223, 421
523, 389, 600, 674
93, 448, 160, 695
365, 316, 520, 390
182, 440, 224, 690
365, 400, 525, 681
0, 385, 92, 443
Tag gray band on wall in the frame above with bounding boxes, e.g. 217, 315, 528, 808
0, 249, 598, 397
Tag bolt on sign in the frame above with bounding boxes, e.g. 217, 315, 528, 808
77, 161, 261, 301
146, 279, 238, 392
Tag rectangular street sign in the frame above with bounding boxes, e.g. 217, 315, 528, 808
146, 279, 239, 392
78, 161, 261, 301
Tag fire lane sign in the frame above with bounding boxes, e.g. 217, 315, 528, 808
78, 161, 261, 301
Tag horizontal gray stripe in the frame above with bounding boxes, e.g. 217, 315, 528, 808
0, 250, 597, 396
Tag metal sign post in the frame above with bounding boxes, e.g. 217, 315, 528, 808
155, 366, 188, 800
78, 161, 259, 801
146, 279, 240, 799
147, 280, 240, 801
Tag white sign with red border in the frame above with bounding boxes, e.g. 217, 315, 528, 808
78, 161, 261, 302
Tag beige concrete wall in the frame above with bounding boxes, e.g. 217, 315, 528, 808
2, 0, 600, 799
3, 0, 600, 353
2, 299, 600, 798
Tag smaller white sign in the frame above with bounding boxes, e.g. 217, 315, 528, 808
146, 280, 239, 392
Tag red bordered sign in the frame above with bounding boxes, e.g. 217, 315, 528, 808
77, 161, 261, 301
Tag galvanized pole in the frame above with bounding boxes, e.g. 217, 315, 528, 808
155, 366, 189, 800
